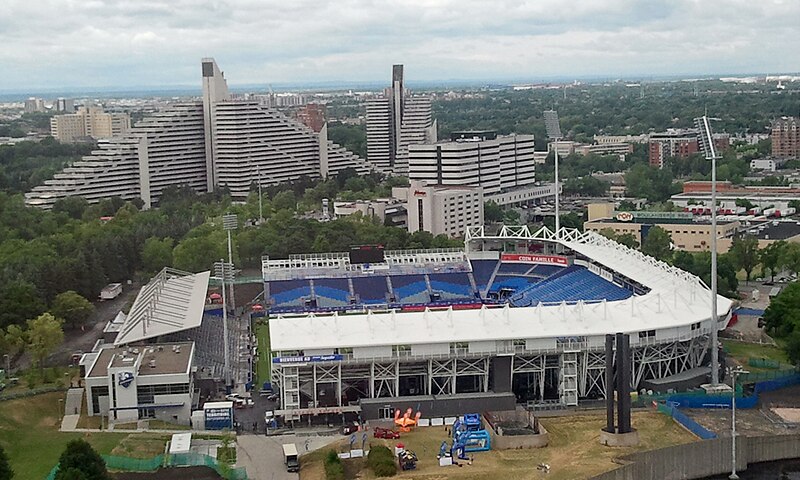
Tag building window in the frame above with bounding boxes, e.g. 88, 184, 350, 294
638, 330, 656, 339
691, 322, 701, 331
90, 385, 109, 414
417, 199, 424, 229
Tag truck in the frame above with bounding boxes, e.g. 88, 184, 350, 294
282, 443, 299, 473
99, 283, 123, 300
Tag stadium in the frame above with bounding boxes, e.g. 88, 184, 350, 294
266, 225, 734, 422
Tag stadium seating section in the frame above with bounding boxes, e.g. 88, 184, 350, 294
265, 259, 632, 312
352, 276, 390, 304
509, 266, 632, 306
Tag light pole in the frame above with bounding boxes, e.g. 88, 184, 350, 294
728, 365, 749, 480
223, 214, 238, 313
544, 110, 563, 239
695, 116, 721, 385
214, 260, 235, 390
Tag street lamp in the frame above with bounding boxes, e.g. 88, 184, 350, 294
727, 365, 749, 480
544, 110, 563, 239
214, 260, 235, 389
222, 214, 238, 312
695, 115, 721, 385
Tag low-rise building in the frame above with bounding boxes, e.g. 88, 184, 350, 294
584, 203, 739, 252
50, 106, 131, 143
82, 342, 195, 425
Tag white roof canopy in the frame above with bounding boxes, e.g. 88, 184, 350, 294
114, 268, 210, 346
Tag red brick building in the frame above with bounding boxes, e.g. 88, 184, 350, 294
772, 116, 799, 158
648, 129, 729, 168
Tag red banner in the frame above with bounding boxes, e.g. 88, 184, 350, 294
500, 253, 568, 266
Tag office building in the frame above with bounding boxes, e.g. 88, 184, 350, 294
82, 342, 195, 425
55, 98, 75, 112
26, 58, 371, 209
50, 106, 131, 143
24, 97, 45, 113
648, 129, 729, 168
397, 180, 483, 238
772, 117, 799, 158
408, 131, 553, 206
366, 65, 435, 174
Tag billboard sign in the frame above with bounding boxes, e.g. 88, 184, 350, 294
273, 354, 344, 364
500, 253, 568, 266
204, 406, 233, 430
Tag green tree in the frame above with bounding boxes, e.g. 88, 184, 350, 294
51, 291, 95, 329
141, 237, 174, 273
52, 196, 90, 220
616, 233, 640, 249
781, 242, 800, 276
3, 324, 26, 358
760, 241, 787, 282
763, 282, 800, 339
26, 313, 64, 374
54, 439, 110, 480
272, 190, 297, 212
484, 201, 504, 223
641, 226, 672, 261
597, 228, 618, 241
0, 444, 13, 480
728, 235, 760, 282
0, 280, 46, 329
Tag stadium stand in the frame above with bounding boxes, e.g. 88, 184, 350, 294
312, 278, 352, 307
391, 274, 430, 303
527, 264, 563, 277
496, 262, 535, 275
269, 279, 312, 307
428, 272, 476, 300
352, 275, 390, 304
470, 259, 498, 292
509, 266, 631, 306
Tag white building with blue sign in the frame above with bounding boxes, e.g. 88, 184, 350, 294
82, 341, 195, 425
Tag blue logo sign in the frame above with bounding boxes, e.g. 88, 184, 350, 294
272, 354, 343, 364
118, 371, 134, 388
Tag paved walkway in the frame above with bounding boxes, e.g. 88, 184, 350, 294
237, 433, 339, 480
64, 388, 83, 416
60, 414, 80, 431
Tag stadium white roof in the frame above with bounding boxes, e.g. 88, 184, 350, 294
270, 228, 734, 351
114, 268, 210, 346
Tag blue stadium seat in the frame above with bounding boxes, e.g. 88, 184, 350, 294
269, 279, 312, 307
352, 276, 389, 304
508, 267, 632, 306
496, 263, 534, 275
428, 273, 475, 299
470, 259, 498, 292
313, 278, 351, 307
391, 274, 430, 303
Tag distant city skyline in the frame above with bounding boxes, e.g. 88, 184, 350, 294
2, 0, 799, 92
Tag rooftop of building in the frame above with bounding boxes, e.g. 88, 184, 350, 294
87, 342, 194, 378
588, 217, 737, 226
744, 219, 800, 240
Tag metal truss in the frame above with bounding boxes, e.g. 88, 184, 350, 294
372, 362, 399, 398
430, 359, 455, 395
631, 337, 710, 388
579, 351, 607, 398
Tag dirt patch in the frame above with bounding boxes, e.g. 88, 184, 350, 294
113, 466, 222, 480
771, 408, 800, 423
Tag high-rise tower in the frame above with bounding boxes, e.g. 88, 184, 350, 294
366, 65, 435, 175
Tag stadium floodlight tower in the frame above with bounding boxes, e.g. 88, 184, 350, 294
543, 110, 563, 238
694, 115, 722, 385
222, 214, 237, 311
214, 260, 235, 389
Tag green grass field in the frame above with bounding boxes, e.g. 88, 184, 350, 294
722, 339, 790, 370
255, 320, 271, 387
0, 392, 127, 480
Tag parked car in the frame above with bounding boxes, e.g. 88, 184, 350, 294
373, 427, 400, 439
226, 393, 254, 408
340, 423, 359, 435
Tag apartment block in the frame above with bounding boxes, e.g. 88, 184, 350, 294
772, 117, 799, 158
50, 106, 131, 143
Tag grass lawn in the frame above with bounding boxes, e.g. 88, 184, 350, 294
300, 411, 696, 480
110, 434, 169, 458
722, 339, 790, 370
0, 392, 127, 480
255, 320, 271, 387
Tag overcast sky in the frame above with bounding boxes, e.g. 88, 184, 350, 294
2, 0, 799, 91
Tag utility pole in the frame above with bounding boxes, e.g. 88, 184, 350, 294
223, 214, 238, 313
257, 166, 264, 224
544, 110, 563, 239
214, 260, 234, 389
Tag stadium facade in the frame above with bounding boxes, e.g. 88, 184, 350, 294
264, 226, 733, 421
26, 58, 371, 209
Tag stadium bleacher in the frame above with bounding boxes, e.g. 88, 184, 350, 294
428, 272, 475, 300
496, 262, 535, 275
269, 279, 312, 307
470, 259, 498, 292
313, 278, 352, 307
391, 274, 430, 303
352, 276, 390, 304
509, 266, 631, 306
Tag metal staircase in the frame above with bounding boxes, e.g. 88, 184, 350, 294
560, 351, 579, 406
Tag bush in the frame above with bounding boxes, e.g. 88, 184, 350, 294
324, 450, 344, 480
367, 445, 396, 477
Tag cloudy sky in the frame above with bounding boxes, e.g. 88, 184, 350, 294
2, 0, 799, 91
